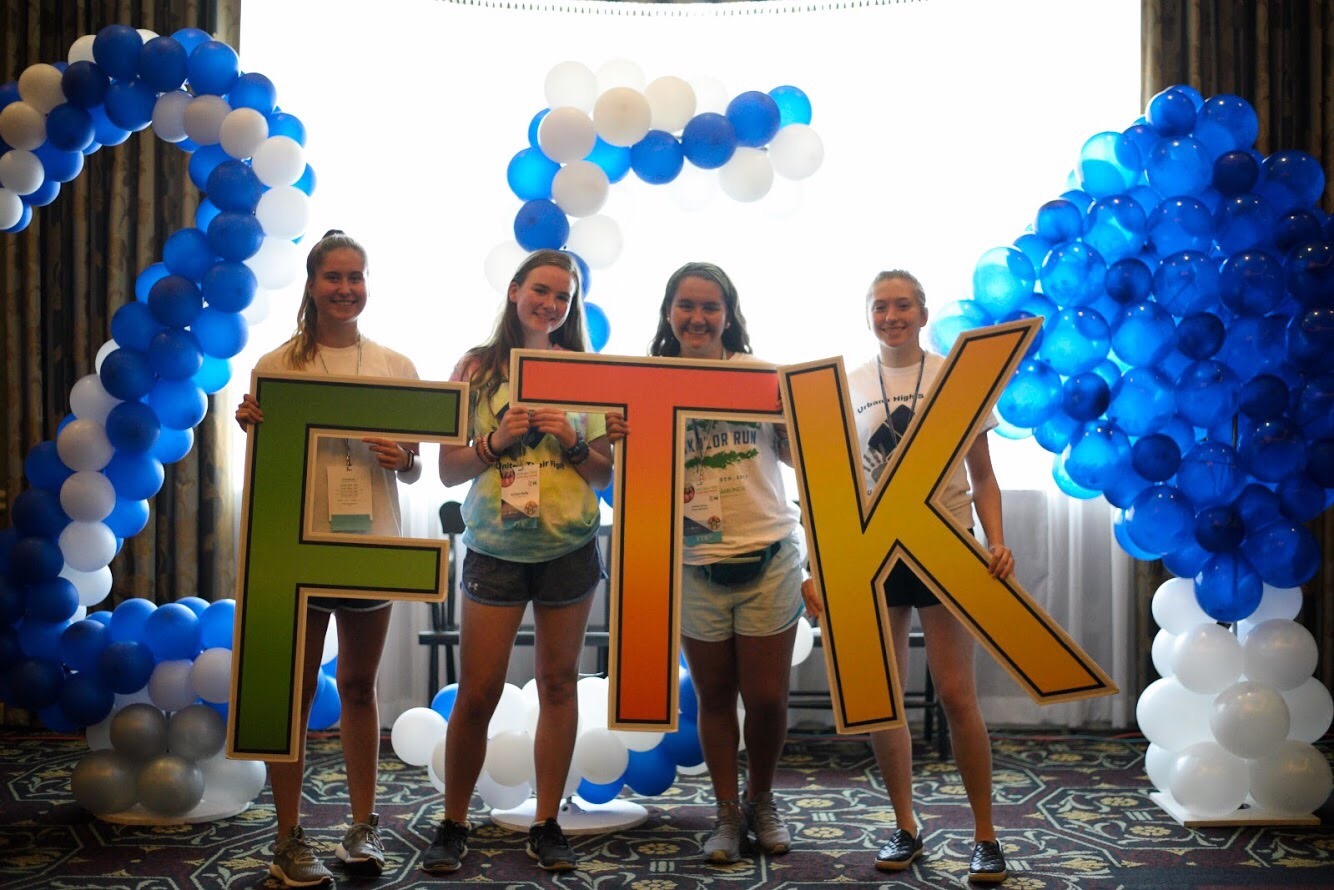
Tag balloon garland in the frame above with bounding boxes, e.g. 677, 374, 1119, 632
1, 25, 316, 820
943, 84, 1333, 817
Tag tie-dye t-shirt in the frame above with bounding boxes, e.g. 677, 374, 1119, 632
461, 379, 606, 563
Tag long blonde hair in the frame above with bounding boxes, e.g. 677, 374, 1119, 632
283, 230, 368, 368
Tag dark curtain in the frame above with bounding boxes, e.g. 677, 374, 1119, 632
1138, 0, 1334, 694
0, 0, 240, 725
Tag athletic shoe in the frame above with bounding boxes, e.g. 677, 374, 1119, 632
270, 825, 334, 887
335, 812, 385, 875
744, 791, 791, 854
527, 818, 577, 871
703, 800, 746, 864
421, 819, 469, 874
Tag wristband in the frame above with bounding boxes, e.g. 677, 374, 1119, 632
562, 434, 590, 466
475, 433, 499, 465
400, 449, 415, 472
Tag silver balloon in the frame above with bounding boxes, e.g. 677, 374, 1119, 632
109, 702, 169, 760
167, 704, 226, 761
136, 753, 205, 817
71, 749, 139, 814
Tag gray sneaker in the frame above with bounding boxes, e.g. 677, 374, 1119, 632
703, 800, 746, 864
270, 825, 334, 888
336, 812, 385, 875
745, 790, 791, 854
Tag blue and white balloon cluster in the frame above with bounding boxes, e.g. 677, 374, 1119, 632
486, 60, 824, 352
1, 25, 309, 774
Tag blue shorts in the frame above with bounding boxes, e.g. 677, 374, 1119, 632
461, 537, 604, 608
680, 533, 804, 643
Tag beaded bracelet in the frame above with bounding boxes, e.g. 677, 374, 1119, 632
475, 431, 500, 465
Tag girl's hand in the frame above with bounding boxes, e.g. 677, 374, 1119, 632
363, 437, 415, 471
235, 394, 262, 431
801, 577, 822, 624
605, 411, 630, 443
987, 544, 1014, 579
528, 408, 577, 450
493, 405, 532, 451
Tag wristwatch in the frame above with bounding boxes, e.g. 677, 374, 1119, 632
563, 434, 590, 466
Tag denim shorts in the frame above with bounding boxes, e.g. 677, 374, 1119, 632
462, 537, 605, 608
680, 533, 804, 643
308, 595, 391, 614
882, 528, 974, 609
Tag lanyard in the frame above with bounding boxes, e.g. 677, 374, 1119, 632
876, 352, 925, 454
317, 338, 363, 468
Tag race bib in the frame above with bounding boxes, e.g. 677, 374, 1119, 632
327, 462, 373, 533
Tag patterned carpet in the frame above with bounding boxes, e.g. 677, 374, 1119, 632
1, 729, 1331, 889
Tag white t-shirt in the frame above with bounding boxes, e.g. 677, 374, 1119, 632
846, 352, 996, 529
253, 336, 420, 536
680, 353, 799, 565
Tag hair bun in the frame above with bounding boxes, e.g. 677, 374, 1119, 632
322, 228, 345, 238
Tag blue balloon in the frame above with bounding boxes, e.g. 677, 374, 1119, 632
58, 672, 114, 726
1294, 371, 1334, 436
1211, 150, 1259, 196
11, 488, 70, 538
1062, 420, 1130, 491
34, 142, 85, 183
1193, 505, 1246, 552
143, 602, 201, 661
1238, 374, 1292, 422
1239, 418, 1305, 483
138, 36, 188, 92
1051, 452, 1101, 499
928, 300, 993, 356
1176, 441, 1240, 507
5, 658, 66, 710
60, 61, 109, 108
972, 247, 1035, 317
576, 777, 623, 804
584, 301, 610, 353
24, 441, 73, 491
1283, 242, 1334, 306
1219, 250, 1284, 316
293, 163, 317, 196
1194, 552, 1263, 622
135, 262, 171, 303
20, 617, 74, 661
206, 160, 263, 213
1125, 484, 1194, 555
152, 425, 194, 464
630, 130, 684, 185
623, 746, 677, 796
229, 72, 278, 115
1078, 131, 1142, 198
1113, 509, 1158, 558
998, 360, 1062, 429
659, 717, 704, 766
200, 599, 235, 649
1111, 301, 1175, 367
680, 113, 737, 170
768, 85, 812, 127
1145, 137, 1212, 196
506, 147, 560, 200
88, 104, 130, 147
584, 137, 632, 184
207, 212, 264, 262
92, 24, 143, 80
1277, 473, 1326, 523
149, 327, 204, 380
1131, 434, 1181, 481
2, 203, 31, 234
1175, 360, 1240, 429
1215, 193, 1277, 254
1107, 367, 1175, 436
1034, 199, 1082, 244
103, 79, 157, 132
431, 683, 459, 719
726, 91, 781, 148
147, 378, 208, 430
163, 228, 214, 283
26, 577, 79, 623
202, 261, 257, 314
1145, 86, 1197, 137
148, 275, 204, 328
194, 354, 232, 395
1038, 308, 1110, 376
0, 579, 23, 625
1013, 232, 1049, 271
527, 108, 549, 149
194, 197, 222, 234
188, 144, 229, 192
170, 28, 212, 57
60, 618, 110, 673
1195, 94, 1259, 156
1061, 373, 1111, 422
103, 451, 165, 501
1104, 463, 1153, 509
1273, 209, 1323, 254
46, 103, 95, 152
1083, 196, 1148, 264
1257, 150, 1326, 215
187, 41, 240, 95
22, 178, 61, 208
1041, 242, 1106, 306
1308, 438, 1334, 487
104, 497, 150, 538
1146, 196, 1213, 256
308, 671, 341, 730
266, 111, 307, 146
678, 670, 698, 721
192, 306, 249, 359
97, 640, 155, 694
1175, 312, 1225, 360
175, 596, 210, 617
513, 199, 569, 251
100, 347, 155, 401
1153, 251, 1221, 316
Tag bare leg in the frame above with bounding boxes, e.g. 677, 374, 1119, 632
335, 604, 393, 823
682, 636, 741, 803
530, 595, 596, 820
734, 624, 797, 798
270, 608, 331, 837
868, 605, 917, 836
917, 604, 996, 842
442, 596, 526, 822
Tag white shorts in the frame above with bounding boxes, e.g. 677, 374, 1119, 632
680, 532, 804, 642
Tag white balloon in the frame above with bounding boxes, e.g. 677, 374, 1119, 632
0, 149, 44, 195
321, 614, 338, 665
719, 147, 773, 203
576, 676, 610, 731
484, 730, 536, 788
593, 87, 651, 148
615, 729, 665, 753
199, 749, 266, 807
251, 136, 305, 188
70, 373, 120, 424
255, 186, 310, 240
427, 736, 447, 794
1248, 740, 1334, 814
239, 289, 272, 326
565, 216, 622, 269
136, 29, 159, 43
1169, 741, 1248, 818
791, 617, 814, 666
596, 59, 646, 94
148, 660, 201, 713
61, 563, 113, 607
769, 124, 825, 180
670, 163, 718, 212
476, 773, 532, 810
1150, 629, 1177, 678
68, 34, 97, 64
244, 236, 303, 290
538, 107, 597, 165
1250, 584, 1303, 623
1143, 742, 1175, 791
1280, 677, 1334, 743
95, 339, 119, 373
484, 241, 530, 293
1241, 619, 1318, 691
551, 161, 609, 217
60, 471, 117, 522
572, 727, 628, 785
182, 95, 231, 146
545, 61, 597, 113
59, 521, 117, 572
644, 76, 696, 133
1170, 623, 1242, 694
191, 648, 234, 704
689, 75, 729, 116
1135, 677, 1214, 750
1209, 680, 1290, 758
219, 108, 269, 160
1151, 576, 1211, 633
0, 101, 46, 151
391, 707, 448, 767
488, 683, 528, 738
18, 63, 65, 114
151, 91, 193, 144
0, 189, 20, 230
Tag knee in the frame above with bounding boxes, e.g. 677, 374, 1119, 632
535, 671, 578, 710
451, 686, 502, 726
337, 674, 378, 710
